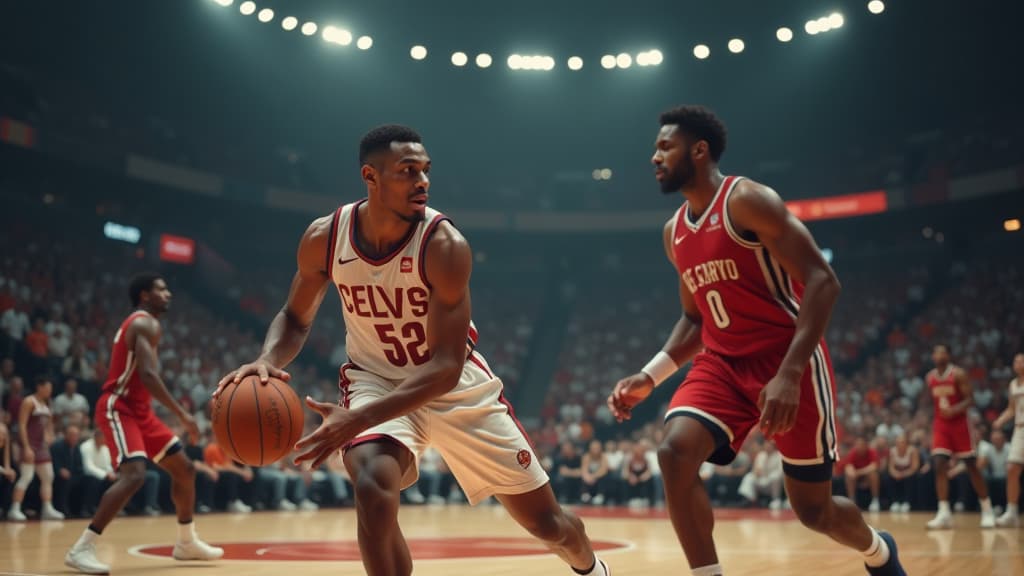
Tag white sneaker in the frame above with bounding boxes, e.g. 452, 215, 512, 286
868, 499, 881, 513
890, 503, 901, 513
901, 502, 912, 513
299, 499, 319, 511
592, 494, 605, 506
7, 508, 26, 522
406, 489, 425, 504
65, 543, 111, 574
981, 512, 996, 529
926, 513, 952, 530
427, 495, 446, 505
173, 538, 225, 561
995, 511, 1019, 527
42, 506, 66, 521
278, 499, 297, 511
769, 499, 782, 511
227, 500, 251, 513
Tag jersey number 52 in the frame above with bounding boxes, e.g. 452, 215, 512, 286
375, 322, 429, 367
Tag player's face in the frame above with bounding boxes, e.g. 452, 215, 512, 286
145, 278, 172, 313
37, 381, 52, 400
653, 124, 697, 194
932, 346, 950, 367
365, 142, 431, 223
1014, 353, 1024, 375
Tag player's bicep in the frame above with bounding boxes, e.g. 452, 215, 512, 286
730, 182, 835, 287
286, 216, 333, 327
132, 323, 160, 376
424, 224, 473, 368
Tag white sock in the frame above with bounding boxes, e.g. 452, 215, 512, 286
937, 500, 951, 516
76, 527, 100, 548
573, 556, 607, 576
980, 498, 993, 514
177, 521, 196, 544
862, 527, 890, 568
43, 501, 57, 512
692, 564, 724, 576
10, 501, 21, 513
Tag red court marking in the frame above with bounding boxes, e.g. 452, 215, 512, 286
574, 506, 797, 522
135, 537, 627, 561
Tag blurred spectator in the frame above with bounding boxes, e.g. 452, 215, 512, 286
978, 429, 1010, 512
62, 344, 97, 382
52, 378, 89, 429
580, 439, 609, 505
706, 448, 752, 506
624, 441, 654, 507
203, 441, 253, 513
79, 428, 115, 516
553, 441, 582, 504
841, 437, 882, 512
1, 301, 30, 343
887, 433, 920, 512
8, 376, 62, 521
739, 441, 783, 510
0, 422, 15, 515
50, 424, 83, 517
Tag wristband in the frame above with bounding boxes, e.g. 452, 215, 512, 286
641, 351, 679, 387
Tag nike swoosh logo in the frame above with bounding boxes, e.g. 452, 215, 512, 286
674, 235, 686, 245
338, 257, 360, 265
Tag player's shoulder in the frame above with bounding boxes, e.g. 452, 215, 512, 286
729, 177, 782, 205
305, 212, 337, 242
423, 220, 472, 287
426, 219, 469, 253
128, 312, 160, 336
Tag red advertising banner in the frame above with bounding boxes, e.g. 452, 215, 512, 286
0, 117, 36, 149
159, 234, 196, 264
786, 190, 888, 222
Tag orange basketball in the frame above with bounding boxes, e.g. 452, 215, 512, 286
211, 375, 305, 466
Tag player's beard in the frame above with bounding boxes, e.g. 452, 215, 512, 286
397, 210, 426, 224
659, 155, 694, 194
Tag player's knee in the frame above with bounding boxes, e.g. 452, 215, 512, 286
792, 501, 832, 533
175, 458, 196, 481
657, 436, 703, 477
120, 468, 147, 490
521, 510, 572, 546
353, 470, 400, 520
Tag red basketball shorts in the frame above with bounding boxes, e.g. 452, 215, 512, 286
931, 417, 974, 459
95, 392, 179, 468
665, 345, 838, 482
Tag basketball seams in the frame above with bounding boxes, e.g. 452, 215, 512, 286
252, 378, 265, 466
268, 379, 295, 459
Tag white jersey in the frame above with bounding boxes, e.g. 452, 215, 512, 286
328, 199, 479, 381
1012, 378, 1024, 426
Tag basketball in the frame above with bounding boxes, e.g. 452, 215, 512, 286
211, 375, 305, 466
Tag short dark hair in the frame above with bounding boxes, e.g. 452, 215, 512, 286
935, 343, 951, 354
359, 124, 422, 165
34, 375, 52, 389
659, 105, 728, 162
129, 273, 162, 307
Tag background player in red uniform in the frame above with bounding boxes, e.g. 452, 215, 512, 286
65, 274, 223, 575
607, 106, 905, 576
925, 343, 994, 529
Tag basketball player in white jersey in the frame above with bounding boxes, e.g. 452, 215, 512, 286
993, 352, 1024, 526
216, 125, 609, 576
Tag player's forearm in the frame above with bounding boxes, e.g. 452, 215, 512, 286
258, 308, 311, 369
661, 315, 703, 366
358, 359, 462, 429
949, 398, 972, 416
778, 270, 840, 379
140, 371, 187, 419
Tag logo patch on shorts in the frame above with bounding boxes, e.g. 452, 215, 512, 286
516, 449, 532, 469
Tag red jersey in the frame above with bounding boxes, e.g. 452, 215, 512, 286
101, 311, 154, 414
672, 176, 815, 358
928, 366, 965, 423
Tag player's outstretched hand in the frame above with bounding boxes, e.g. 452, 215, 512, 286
213, 360, 291, 398
293, 397, 371, 469
758, 374, 801, 437
607, 373, 655, 423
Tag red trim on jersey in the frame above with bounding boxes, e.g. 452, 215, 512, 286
337, 363, 356, 409
468, 323, 479, 347
348, 199, 418, 266
467, 352, 493, 378
325, 206, 343, 277
417, 214, 452, 290
497, 390, 535, 450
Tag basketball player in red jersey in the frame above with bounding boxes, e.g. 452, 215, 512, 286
216, 125, 608, 576
925, 343, 995, 529
607, 106, 905, 576
65, 274, 223, 574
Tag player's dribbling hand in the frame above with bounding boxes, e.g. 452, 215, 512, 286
213, 360, 291, 398
607, 373, 655, 423
293, 397, 371, 469
757, 374, 801, 437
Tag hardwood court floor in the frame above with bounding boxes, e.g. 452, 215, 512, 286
2, 505, 1021, 575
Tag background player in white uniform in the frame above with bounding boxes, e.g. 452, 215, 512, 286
217, 125, 609, 576
993, 352, 1024, 526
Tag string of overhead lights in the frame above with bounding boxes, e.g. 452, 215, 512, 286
208, 0, 886, 71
